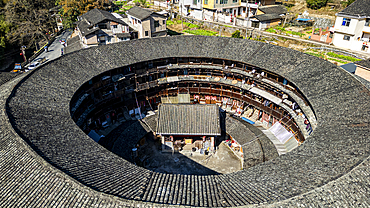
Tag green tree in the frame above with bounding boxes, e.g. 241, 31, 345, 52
57, 0, 113, 28
306, 0, 328, 9
0, 17, 11, 48
341, 0, 355, 7
134, 0, 148, 8
5, 0, 56, 47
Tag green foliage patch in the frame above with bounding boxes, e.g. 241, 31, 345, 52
266, 28, 277, 33
166, 20, 174, 26
285, 30, 304, 37
183, 29, 217, 36
326, 52, 362, 62
183, 22, 199, 29
306, 0, 328, 9
305, 52, 324, 58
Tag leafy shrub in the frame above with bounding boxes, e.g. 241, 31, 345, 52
275, 26, 285, 31
266, 28, 277, 33
114, 1, 127, 6
231, 30, 243, 38
183, 22, 199, 29
166, 20, 174, 26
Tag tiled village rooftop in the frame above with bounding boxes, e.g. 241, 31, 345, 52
1, 36, 370, 207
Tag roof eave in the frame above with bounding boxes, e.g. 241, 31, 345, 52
336, 13, 370, 19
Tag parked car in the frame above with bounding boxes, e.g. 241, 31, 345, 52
27, 62, 40, 71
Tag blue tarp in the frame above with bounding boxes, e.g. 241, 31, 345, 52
241, 117, 255, 125
296, 18, 312, 21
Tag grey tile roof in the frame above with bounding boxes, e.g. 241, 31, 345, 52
65, 36, 84, 54
337, 0, 370, 17
0, 72, 18, 86
126, 6, 153, 20
258, 5, 287, 15
253, 13, 282, 22
80, 8, 128, 26
1, 36, 370, 207
156, 104, 221, 135
76, 20, 99, 36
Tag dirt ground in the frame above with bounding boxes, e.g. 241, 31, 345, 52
137, 137, 242, 175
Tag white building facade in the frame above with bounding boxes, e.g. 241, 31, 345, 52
332, 0, 370, 53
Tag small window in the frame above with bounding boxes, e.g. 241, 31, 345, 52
341, 18, 351, 27
193, 0, 197, 4
112, 25, 118, 29
233, 0, 237, 2
343, 35, 351, 41
204, 0, 208, 4
365, 18, 370, 27
163, 20, 166, 24
216, 0, 218, 3
252, 21, 259, 28
154, 20, 159, 27
145, 31, 149, 36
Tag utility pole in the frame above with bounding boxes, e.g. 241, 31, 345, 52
180, 4, 183, 30
20, 46, 27, 62
282, 13, 289, 28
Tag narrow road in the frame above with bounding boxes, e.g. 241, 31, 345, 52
26, 30, 72, 68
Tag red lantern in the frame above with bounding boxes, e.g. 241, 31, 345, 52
20, 53, 23, 56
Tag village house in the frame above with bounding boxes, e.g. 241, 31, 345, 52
180, 0, 204, 20
179, 0, 276, 23
248, 5, 286, 29
332, 0, 370, 53
74, 9, 132, 47
125, 6, 167, 38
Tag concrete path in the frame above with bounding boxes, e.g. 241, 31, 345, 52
26, 30, 72, 67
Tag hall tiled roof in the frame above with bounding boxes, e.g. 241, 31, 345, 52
156, 104, 221, 135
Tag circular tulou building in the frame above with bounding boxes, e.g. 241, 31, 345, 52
1, 36, 370, 207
